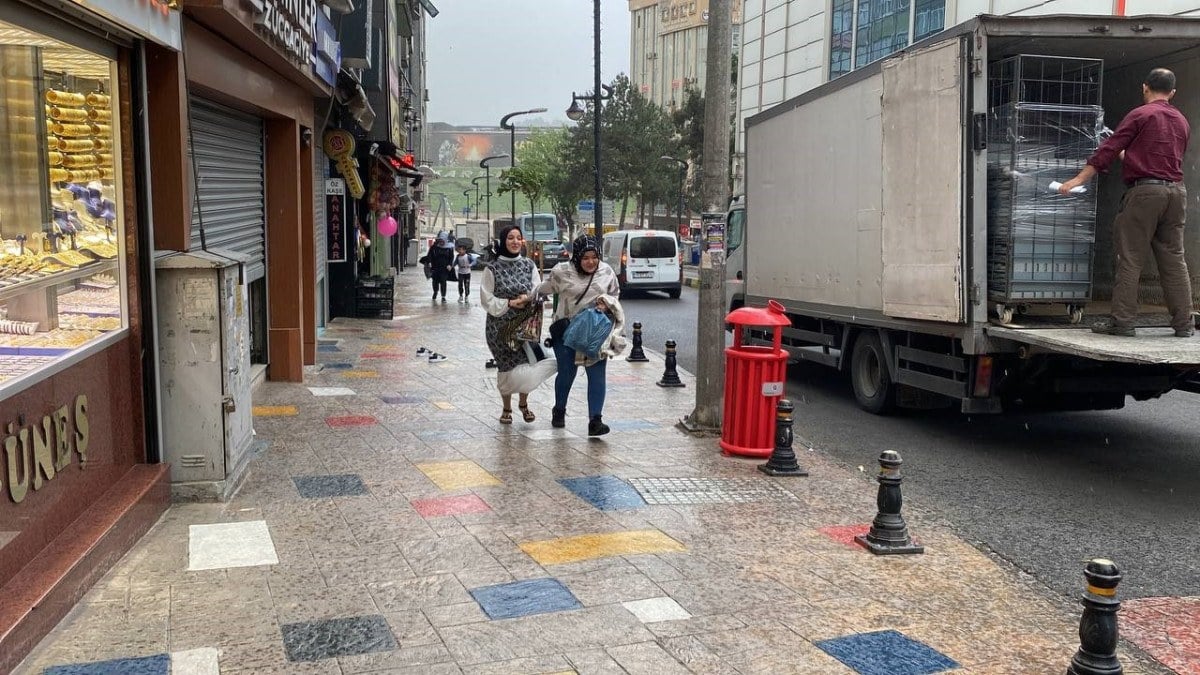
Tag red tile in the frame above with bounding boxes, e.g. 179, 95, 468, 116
818, 524, 871, 547
1122, 596, 1200, 674
325, 415, 378, 428
411, 494, 492, 518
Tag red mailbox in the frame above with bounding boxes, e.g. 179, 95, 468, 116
721, 300, 790, 457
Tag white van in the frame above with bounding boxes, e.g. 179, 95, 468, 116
601, 230, 682, 298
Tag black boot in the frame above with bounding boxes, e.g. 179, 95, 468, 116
588, 416, 610, 437
551, 407, 566, 429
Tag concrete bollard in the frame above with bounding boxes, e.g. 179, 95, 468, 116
626, 322, 650, 362
1067, 559, 1124, 675
855, 450, 924, 555
758, 399, 808, 477
656, 340, 685, 388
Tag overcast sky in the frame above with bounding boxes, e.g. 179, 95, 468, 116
425, 1, 631, 127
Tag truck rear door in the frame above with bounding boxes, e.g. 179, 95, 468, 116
880, 38, 967, 323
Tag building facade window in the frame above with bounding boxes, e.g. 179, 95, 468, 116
828, 0, 945, 80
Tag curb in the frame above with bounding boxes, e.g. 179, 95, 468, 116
683, 277, 700, 289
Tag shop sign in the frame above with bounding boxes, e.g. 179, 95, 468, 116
2, 395, 90, 504
322, 129, 365, 199
245, 0, 317, 65
312, 7, 341, 88
70, 0, 182, 50
326, 178, 347, 263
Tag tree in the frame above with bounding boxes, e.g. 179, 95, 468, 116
498, 128, 585, 231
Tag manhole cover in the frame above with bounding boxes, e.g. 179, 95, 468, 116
627, 477, 799, 505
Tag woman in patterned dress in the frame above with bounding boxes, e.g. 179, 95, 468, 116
479, 225, 555, 424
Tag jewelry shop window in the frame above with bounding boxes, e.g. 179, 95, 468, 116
0, 19, 126, 390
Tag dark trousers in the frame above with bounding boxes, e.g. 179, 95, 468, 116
457, 274, 471, 296
431, 275, 448, 298
1111, 183, 1194, 331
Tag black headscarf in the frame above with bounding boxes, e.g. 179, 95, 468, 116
492, 224, 523, 260
571, 234, 600, 275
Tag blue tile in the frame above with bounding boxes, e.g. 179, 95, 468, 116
470, 578, 582, 620
45, 654, 169, 675
558, 475, 646, 511
322, 363, 353, 370
281, 615, 397, 662
293, 474, 368, 498
815, 630, 958, 675
318, 345, 342, 353
381, 395, 424, 404
605, 420, 660, 431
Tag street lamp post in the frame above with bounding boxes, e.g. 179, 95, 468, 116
661, 155, 687, 235
564, 0, 609, 239
479, 154, 510, 222
470, 176, 485, 219
462, 189, 472, 218
500, 108, 547, 228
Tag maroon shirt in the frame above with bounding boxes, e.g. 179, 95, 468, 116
1087, 99, 1190, 184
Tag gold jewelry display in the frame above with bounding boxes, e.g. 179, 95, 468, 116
49, 106, 89, 122
45, 89, 86, 106
85, 93, 110, 108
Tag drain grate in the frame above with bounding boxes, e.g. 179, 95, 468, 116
627, 477, 799, 505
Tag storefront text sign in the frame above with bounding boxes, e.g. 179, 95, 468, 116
323, 130, 365, 199
3, 395, 90, 504
326, 178, 347, 262
245, 0, 317, 65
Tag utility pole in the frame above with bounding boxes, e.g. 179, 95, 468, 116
686, 0, 732, 432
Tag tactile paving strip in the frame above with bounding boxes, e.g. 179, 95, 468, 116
627, 477, 799, 505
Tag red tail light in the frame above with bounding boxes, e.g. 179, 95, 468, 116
973, 356, 994, 398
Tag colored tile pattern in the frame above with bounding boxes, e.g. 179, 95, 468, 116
252, 405, 298, 417
293, 474, 368, 498
622, 597, 692, 623
44, 655, 169, 674
816, 630, 958, 675
558, 476, 646, 511
417, 460, 503, 490
819, 524, 873, 548
169, 648, 220, 675
627, 477, 800, 505
343, 370, 379, 378
412, 494, 492, 518
520, 530, 685, 566
322, 363, 353, 370
188, 520, 278, 571
470, 578, 582, 620
308, 386, 357, 397
432, 401, 456, 410
1121, 596, 1200, 674
381, 394, 424, 404
318, 345, 341, 352
281, 615, 398, 662
326, 415, 378, 428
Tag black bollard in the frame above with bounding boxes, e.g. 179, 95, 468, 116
656, 340, 685, 388
485, 359, 496, 369
1067, 559, 1124, 675
855, 450, 923, 555
758, 399, 808, 477
626, 322, 650, 362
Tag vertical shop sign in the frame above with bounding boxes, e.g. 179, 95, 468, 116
326, 178, 347, 263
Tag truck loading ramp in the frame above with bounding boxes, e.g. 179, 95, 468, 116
985, 326, 1200, 366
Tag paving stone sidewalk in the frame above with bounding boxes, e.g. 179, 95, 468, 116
18, 269, 1174, 675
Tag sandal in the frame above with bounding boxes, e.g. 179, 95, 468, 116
519, 404, 535, 423
499, 408, 513, 425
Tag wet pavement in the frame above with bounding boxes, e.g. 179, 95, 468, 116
16, 269, 1182, 674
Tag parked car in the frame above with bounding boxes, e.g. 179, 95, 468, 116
601, 230, 682, 298
531, 240, 568, 271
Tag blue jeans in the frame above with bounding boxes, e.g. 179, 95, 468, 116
553, 343, 607, 417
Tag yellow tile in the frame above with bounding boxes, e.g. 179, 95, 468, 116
252, 405, 298, 417
343, 370, 378, 378
432, 401, 455, 410
520, 530, 685, 566
417, 460, 502, 490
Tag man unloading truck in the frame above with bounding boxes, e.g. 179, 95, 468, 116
1059, 67, 1194, 338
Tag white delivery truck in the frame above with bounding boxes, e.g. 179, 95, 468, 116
728, 14, 1200, 414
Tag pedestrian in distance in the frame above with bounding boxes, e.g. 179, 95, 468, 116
1059, 67, 1195, 338
480, 225, 556, 424
454, 243, 475, 303
536, 234, 622, 436
423, 232, 456, 303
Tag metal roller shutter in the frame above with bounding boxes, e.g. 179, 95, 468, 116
314, 132, 327, 280
188, 96, 267, 282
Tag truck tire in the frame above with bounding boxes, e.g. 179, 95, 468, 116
851, 331, 896, 415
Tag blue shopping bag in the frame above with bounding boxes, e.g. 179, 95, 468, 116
562, 306, 613, 360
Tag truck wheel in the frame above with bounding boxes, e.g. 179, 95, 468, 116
851, 332, 896, 415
